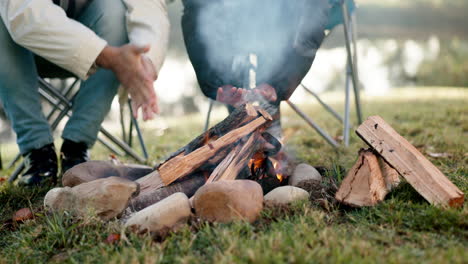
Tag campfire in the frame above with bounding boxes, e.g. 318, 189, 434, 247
42, 105, 464, 238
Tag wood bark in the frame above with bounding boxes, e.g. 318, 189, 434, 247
356, 116, 464, 208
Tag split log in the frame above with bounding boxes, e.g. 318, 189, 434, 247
170, 103, 259, 156
335, 149, 390, 207
139, 111, 269, 189
356, 116, 464, 208
207, 132, 260, 183
157, 116, 267, 185
377, 157, 401, 191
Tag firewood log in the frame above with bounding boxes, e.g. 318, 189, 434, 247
139, 105, 271, 189
356, 116, 464, 208
335, 149, 389, 207
207, 132, 260, 183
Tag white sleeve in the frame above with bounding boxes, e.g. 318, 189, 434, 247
123, 0, 170, 73
0, 0, 107, 80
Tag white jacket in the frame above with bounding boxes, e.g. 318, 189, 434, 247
0, 0, 170, 80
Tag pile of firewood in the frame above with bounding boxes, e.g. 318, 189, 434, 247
335, 116, 464, 208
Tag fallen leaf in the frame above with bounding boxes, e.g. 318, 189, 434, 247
105, 233, 121, 244
12, 208, 34, 222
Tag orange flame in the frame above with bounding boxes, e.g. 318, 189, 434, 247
272, 158, 284, 182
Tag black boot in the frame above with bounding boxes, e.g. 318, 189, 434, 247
18, 143, 58, 186
60, 139, 90, 174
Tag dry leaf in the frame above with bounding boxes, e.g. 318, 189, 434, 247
13, 208, 34, 222
105, 233, 121, 244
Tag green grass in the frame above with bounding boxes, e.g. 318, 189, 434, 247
0, 87, 467, 263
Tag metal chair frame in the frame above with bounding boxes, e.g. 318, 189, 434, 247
204, 0, 362, 148
6, 77, 148, 183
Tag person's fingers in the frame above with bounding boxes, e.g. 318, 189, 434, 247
216, 87, 224, 101
131, 100, 140, 119
132, 44, 150, 55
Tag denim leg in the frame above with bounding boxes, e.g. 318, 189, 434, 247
62, 0, 128, 147
0, 19, 53, 154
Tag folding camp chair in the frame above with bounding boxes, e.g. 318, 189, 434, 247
6, 57, 148, 183
204, 0, 362, 148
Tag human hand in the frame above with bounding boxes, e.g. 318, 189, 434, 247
252, 83, 277, 102
216, 85, 248, 107
96, 44, 158, 121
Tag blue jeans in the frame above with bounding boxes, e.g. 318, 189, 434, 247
0, 0, 128, 154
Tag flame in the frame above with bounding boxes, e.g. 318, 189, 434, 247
249, 153, 265, 171
272, 158, 284, 182
248, 152, 285, 182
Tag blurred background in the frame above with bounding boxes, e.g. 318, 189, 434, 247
1, 0, 467, 158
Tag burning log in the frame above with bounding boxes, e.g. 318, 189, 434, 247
156, 116, 269, 185
207, 132, 260, 183
356, 116, 464, 208
132, 103, 275, 206
129, 175, 205, 212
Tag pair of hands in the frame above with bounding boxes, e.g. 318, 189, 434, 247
96, 44, 158, 121
216, 84, 278, 107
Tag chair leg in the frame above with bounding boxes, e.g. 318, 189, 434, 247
128, 100, 148, 160
343, 63, 352, 147
341, 2, 363, 124
119, 105, 127, 142
286, 100, 339, 148
301, 84, 344, 123
0, 146, 3, 171
204, 100, 214, 132
8, 162, 25, 183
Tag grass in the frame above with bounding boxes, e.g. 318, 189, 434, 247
0, 87, 467, 263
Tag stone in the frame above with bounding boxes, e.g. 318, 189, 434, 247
62, 160, 153, 187
125, 193, 191, 235
288, 163, 322, 187
44, 176, 139, 221
264, 186, 309, 205
193, 180, 263, 223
